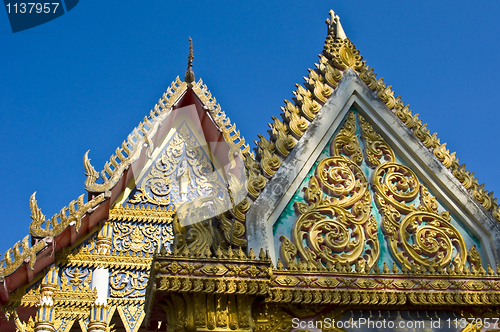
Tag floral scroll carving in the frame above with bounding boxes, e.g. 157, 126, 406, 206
359, 115, 468, 270
128, 124, 223, 207
279, 111, 472, 272
280, 113, 379, 269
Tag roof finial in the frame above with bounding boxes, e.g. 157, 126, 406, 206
326, 9, 347, 40
185, 37, 195, 84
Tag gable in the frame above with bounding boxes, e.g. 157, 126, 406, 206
0, 75, 251, 330
247, 70, 500, 268
113, 105, 230, 209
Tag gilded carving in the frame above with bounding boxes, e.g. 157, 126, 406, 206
324, 37, 364, 71
331, 112, 363, 165
253, 304, 293, 332
358, 114, 395, 166
306, 69, 332, 104
270, 116, 296, 157
430, 280, 451, 290
275, 276, 300, 286
315, 277, 339, 288
30, 192, 105, 238
375, 164, 467, 269
201, 264, 229, 276
60, 267, 92, 292
468, 245, 483, 270
1, 235, 46, 277
279, 112, 379, 270
322, 9, 500, 225
110, 271, 149, 298
128, 123, 226, 207
244, 153, 267, 199
192, 79, 250, 156
112, 222, 163, 255
317, 54, 343, 88
108, 204, 175, 224
281, 100, 309, 138
256, 135, 281, 178
84, 77, 188, 193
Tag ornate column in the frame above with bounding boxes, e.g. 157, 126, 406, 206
96, 221, 112, 254
88, 266, 110, 331
88, 303, 108, 332
34, 266, 58, 332
88, 221, 111, 332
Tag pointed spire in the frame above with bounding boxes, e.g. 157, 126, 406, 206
326, 9, 346, 40
185, 36, 195, 84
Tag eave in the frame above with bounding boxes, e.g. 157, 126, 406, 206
0, 194, 111, 304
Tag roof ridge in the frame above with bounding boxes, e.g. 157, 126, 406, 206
83, 76, 251, 193
0, 191, 106, 277
245, 10, 500, 224
192, 79, 250, 155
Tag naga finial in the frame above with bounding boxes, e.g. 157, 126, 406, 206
326, 9, 347, 40
185, 36, 195, 84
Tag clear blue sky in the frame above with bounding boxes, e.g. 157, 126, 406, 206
1, 1, 500, 255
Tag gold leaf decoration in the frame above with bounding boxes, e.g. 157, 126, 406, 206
257, 135, 281, 178
331, 112, 363, 165
270, 116, 296, 157
279, 112, 378, 269
324, 37, 364, 71
282, 99, 309, 138
358, 114, 395, 167
244, 154, 267, 199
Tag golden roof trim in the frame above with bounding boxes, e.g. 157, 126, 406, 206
108, 204, 175, 223
191, 78, 250, 155
2, 58, 252, 283
149, 248, 500, 309
63, 249, 152, 271
29, 192, 106, 238
0, 235, 46, 277
246, 10, 500, 224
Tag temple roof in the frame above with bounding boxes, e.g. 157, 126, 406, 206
1, 9, 499, 305
245, 9, 500, 222
0, 41, 251, 303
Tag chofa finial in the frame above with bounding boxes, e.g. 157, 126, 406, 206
185, 36, 195, 84
326, 9, 347, 40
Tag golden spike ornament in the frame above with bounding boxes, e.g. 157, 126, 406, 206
30, 192, 46, 230
185, 37, 195, 84
30, 193, 105, 238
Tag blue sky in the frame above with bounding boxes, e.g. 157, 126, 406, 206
1, 1, 500, 255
